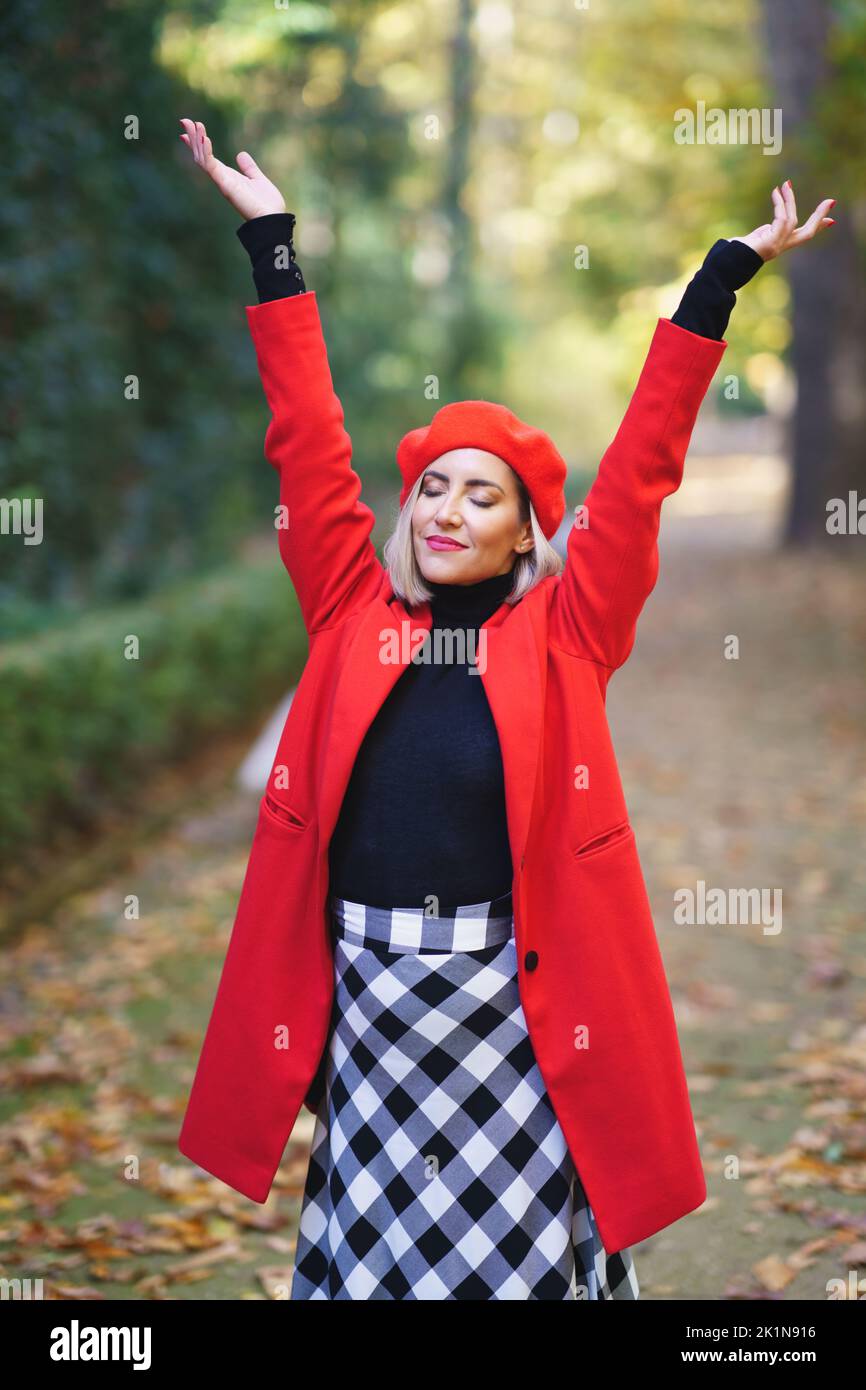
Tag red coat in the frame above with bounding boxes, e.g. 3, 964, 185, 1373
178, 290, 726, 1254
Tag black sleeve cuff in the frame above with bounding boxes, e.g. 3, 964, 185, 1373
671, 238, 764, 342
701, 237, 765, 291
236, 212, 307, 303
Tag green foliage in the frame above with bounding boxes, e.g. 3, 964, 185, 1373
0, 553, 307, 856
0, 0, 272, 620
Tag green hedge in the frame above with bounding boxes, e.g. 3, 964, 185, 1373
0, 554, 308, 855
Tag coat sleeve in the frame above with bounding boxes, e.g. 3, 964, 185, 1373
245, 290, 384, 635
549, 317, 726, 671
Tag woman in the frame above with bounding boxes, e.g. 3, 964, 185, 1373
178, 118, 835, 1300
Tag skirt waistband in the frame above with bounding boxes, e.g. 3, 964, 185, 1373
329, 889, 514, 953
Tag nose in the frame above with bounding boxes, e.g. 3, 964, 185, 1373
434, 491, 464, 529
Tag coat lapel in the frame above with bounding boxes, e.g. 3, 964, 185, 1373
476, 587, 546, 874
316, 573, 547, 878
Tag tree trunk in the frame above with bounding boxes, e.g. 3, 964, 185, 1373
759, 0, 865, 548
441, 0, 480, 381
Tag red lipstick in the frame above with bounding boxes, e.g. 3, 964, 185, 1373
425, 536, 468, 551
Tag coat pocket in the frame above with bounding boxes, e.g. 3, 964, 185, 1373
261, 792, 309, 833
572, 819, 633, 861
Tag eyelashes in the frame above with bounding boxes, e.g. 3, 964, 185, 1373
421, 486, 494, 509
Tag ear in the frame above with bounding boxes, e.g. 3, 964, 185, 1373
515, 530, 535, 554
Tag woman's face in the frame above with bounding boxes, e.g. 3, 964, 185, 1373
411, 449, 534, 585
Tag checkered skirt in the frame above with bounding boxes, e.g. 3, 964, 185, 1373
290, 889, 639, 1300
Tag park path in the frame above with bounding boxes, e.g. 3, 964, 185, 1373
2, 451, 865, 1300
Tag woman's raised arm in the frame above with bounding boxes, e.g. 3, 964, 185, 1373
179, 119, 383, 636
549, 182, 836, 674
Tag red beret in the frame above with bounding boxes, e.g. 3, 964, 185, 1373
397, 399, 567, 541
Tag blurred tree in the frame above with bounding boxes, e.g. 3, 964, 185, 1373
439, 0, 483, 385
760, 0, 866, 547
0, 0, 272, 632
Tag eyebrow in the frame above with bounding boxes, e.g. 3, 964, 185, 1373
422, 469, 505, 494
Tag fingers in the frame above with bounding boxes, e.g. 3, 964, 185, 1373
791, 197, 837, 243
236, 151, 264, 180
763, 181, 839, 256
775, 181, 798, 247
179, 116, 196, 157
179, 117, 203, 164
178, 118, 213, 170
758, 182, 799, 258
780, 177, 798, 226
196, 120, 211, 168
769, 185, 788, 235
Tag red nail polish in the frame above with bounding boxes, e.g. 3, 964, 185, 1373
829, 199, 837, 208
827, 218, 836, 225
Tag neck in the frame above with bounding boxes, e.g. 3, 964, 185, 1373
425, 567, 516, 626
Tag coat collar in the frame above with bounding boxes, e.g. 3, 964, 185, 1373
316, 570, 549, 877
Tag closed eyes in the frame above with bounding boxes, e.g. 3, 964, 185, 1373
421, 485, 494, 508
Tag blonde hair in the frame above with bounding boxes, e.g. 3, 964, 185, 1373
382, 467, 564, 610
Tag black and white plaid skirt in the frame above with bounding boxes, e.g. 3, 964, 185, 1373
290, 888, 639, 1300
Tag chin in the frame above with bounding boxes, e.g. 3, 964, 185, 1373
416, 546, 470, 579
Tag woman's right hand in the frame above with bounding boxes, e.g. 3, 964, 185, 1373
179, 118, 287, 221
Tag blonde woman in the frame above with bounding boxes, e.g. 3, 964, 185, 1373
178, 119, 835, 1300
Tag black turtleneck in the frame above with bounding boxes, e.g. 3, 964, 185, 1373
327, 566, 516, 911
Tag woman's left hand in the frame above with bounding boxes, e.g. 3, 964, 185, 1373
729, 181, 836, 261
